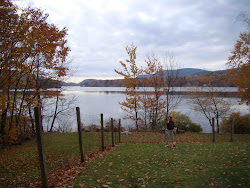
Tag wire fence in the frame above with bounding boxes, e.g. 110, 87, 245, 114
35, 106, 122, 187
0, 106, 124, 187
79, 111, 121, 151
1, 106, 241, 187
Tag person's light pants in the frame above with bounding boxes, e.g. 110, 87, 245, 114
165, 129, 176, 146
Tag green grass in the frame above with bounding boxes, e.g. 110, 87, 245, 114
74, 142, 249, 187
0, 132, 117, 187
0, 131, 249, 187
121, 131, 250, 144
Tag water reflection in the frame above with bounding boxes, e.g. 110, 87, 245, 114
47, 86, 248, 133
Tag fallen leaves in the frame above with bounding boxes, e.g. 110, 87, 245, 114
1, 132, 249, 187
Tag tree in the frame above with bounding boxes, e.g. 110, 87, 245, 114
227, 12, 250, 105
188, 75, 231, 133
143, 55, 166, 130
138, 77, 151, 129
0, 0, 26, 134
115, 44, 143, 131
0, 1, 70, 143
141, 53, 181, 131
163, 53, 182, 124
46, 90, 77, 132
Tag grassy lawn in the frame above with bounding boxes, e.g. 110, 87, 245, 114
121, 132, 250, 144
0, 132, 117, 187
0, 131, 249, 187
74, 142, 249, 187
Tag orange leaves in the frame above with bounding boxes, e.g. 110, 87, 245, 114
115, 45, 142, 130
0, 128, 18, 144
1, 1, 70, 87
228, 32, 250, 68
227, 31, 250, 104
116, 46, 171, 130
143, 55, 167, 129
0, 1, 70, 144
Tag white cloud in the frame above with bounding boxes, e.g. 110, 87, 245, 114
18, 0, 250, 82
138, 12, 157, 22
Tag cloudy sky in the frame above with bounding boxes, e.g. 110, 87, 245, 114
17, 0, 249, 83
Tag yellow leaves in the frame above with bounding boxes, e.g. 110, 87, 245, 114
115, 45, 142, 129
227, 31, 250, 104
1, 1, 70, 145
0, 128, 18, 144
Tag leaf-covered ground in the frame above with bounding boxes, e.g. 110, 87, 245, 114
0, 132, 249, 187
0, 132, 117, 187
121, 132, 250, 144
74, 142, 249, 187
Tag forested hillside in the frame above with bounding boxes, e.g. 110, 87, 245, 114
77, 69, 233, 87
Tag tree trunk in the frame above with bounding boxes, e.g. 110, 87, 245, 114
216, 114, 220, 133
16, 77, 30, 127
1, 89, 10, 134
0, 109, 7, 134
49, 94, 59, 132
10, 79, 21, 129
28, 106, 35, 133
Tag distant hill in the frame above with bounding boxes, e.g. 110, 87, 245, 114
79, 79, 98, 86
72, 68, 231, 87
137, 68, 210, 78
61, 79, 98, 86
61, 82, 80, 86
176, 68, 209, 76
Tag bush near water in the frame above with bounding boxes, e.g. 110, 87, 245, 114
220, 112, 250, 134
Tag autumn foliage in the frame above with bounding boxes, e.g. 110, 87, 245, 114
115, 45, 175, 130
0, 1, 70, 144
143, 55, 167, 129
115, 45, 142, 130
188, 74, 231, 133
227, 32, 250, 105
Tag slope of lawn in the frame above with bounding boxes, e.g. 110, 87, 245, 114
0, 132, 249, 187
74, 142, 249, 187
121, 132, 250, 144
0, 132, 115, 187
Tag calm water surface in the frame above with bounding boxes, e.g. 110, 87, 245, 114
55, 86, 249, 133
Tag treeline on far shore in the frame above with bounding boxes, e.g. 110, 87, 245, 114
77, 72, 234, 87
84, 90, 240, 98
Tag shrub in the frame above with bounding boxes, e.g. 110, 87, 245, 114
0, 128, 18, 144
175, 112, 191, 131
86, 124, 101, 132
105, 119, 120, 132
220, 112, 250, 134
158, 112, 202, 133
175, 112, 202, 133
189, 122, 203, 133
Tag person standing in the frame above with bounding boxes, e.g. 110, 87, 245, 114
165, 116, 176, 147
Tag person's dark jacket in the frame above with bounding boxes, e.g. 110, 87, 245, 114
167, 121, 175, 130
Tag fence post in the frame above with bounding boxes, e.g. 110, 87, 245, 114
34, 107, 48, 188
230, 117, 234, 142
101, 113, 105, 151
118, 119, 121, 143
212, 117, 215, 143
76, 107, 84, 163
111, 118, 114, 147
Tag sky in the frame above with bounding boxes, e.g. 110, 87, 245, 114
16, 0, 250, 83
